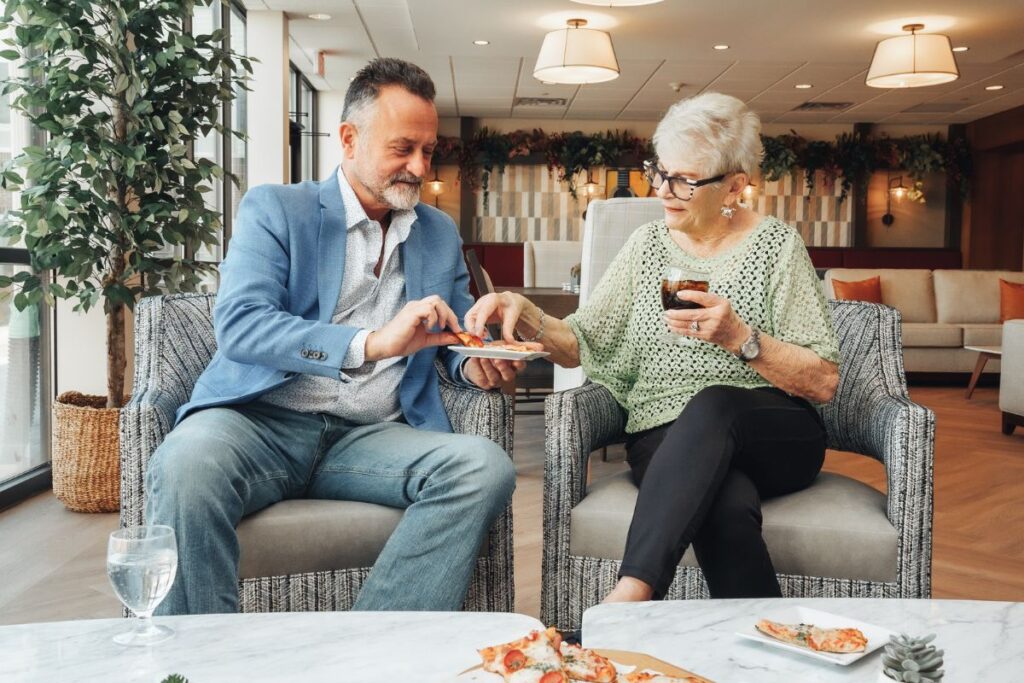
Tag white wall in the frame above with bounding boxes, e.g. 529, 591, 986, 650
54, 300, 110, 397
246, 11, 290, 187
317, 90, 346, 182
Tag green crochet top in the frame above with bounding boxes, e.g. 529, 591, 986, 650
565, 216, 840, 434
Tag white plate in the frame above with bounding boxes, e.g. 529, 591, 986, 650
449, 345, 550, 361
735, 607, 894, 666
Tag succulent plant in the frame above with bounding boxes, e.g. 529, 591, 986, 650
881, 633, 944, 682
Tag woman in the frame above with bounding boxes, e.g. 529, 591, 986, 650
465, 92, 840, 602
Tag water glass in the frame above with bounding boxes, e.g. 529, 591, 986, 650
107, 525, 178, 646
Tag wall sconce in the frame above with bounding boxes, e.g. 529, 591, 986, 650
427, 168, 446, 207
581, 171, 601, 197
882, 175, 909, 226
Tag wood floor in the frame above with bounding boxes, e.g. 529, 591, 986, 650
0, 385, 1021, 626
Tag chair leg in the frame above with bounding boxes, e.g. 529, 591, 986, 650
1003, 412, 1023, 436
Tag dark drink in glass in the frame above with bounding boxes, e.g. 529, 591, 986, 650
661, 266, 709, 310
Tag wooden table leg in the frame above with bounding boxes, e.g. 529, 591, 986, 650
965, 352, 991, 399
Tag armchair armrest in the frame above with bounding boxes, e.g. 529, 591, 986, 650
822, 300, 935, 597
436, 361, 514, 455
544, 382, 627, 512
119, 294, 215, 527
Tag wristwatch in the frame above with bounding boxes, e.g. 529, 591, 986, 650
736, 327, 761, 362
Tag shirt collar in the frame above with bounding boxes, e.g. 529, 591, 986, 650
336, 167, 417, 241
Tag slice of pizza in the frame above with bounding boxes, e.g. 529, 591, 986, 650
486, 341, 535, 353
621, 672, 704, 683
454, 331, 485, 348
755, 619, 868, 653
479, 627, 569, 682
557, 641, 616, 682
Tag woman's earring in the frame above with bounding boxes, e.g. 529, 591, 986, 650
720, 204, 736, 219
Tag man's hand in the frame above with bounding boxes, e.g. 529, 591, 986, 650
365, 295, 462, 361
463, 356, 527, 390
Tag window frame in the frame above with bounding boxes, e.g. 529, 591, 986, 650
289, 63, 319, 183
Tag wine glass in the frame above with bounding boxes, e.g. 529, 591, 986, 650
660, 265, 710, 346
107, 525, 178, 646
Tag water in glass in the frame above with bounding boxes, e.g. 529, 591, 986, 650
107, 525, 178, 646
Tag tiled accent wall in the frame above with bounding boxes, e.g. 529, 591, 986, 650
473, 165, 585, 242
473, 165, 853, 247
750, 171, 853, 247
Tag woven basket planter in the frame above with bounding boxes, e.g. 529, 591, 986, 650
52, 391, 121, 513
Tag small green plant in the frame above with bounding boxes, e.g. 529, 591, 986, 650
160, 675, 188, 683
881, 633, 944, 682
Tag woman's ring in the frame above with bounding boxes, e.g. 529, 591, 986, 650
690, 320, 700, 333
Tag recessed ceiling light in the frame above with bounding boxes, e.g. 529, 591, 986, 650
985, 84, 1004, 91
952, 46, 969, 52
308, 13, 331, 21
713, 44, 729, 50
473, 40, 490, 46
795, 84, 813, 89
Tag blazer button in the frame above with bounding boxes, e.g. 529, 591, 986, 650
300, 349, 309, 358
320, 352, 328, 361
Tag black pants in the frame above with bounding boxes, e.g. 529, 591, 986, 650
620, 385, 826, 599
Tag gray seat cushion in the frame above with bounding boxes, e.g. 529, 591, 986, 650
237, 499, 487, 579
901, 323, 963, 348
569, 471, 897, 583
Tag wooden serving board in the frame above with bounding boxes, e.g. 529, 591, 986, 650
458, 649, 714, 682
596, 649, 714, 682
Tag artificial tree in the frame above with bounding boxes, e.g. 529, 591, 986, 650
0, 0, 251, 409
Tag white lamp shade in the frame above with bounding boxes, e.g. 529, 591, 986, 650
534, 26, 619, 84
866, 32, 959, 88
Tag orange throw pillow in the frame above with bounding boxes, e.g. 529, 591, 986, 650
1000, 278, 1024, 322
832, 276, 883, 304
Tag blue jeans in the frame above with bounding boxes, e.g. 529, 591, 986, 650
144, 400, 515, 614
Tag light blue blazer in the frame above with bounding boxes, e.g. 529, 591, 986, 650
176, 169, 474, 432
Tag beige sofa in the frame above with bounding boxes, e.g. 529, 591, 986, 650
824, 269, 1024, 373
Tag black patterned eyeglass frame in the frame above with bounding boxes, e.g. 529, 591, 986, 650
643, 158, 728, 201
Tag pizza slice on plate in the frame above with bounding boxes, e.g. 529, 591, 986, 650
479, 627, 569, 682
755, 619, 868, 653
454, 331, 485, 348
558, 641, 616, 682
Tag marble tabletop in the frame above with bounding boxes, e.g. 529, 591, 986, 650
583, 597, 1024, 682
0, 610, 543, 682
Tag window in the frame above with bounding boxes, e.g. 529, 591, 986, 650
0, 38, 52, 505
189, 0, 248, 263
289, 65, 319, 183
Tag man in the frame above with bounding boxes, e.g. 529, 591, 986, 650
145, 57, 523, 614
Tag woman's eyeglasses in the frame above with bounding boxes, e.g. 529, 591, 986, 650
643, 159, 728, 201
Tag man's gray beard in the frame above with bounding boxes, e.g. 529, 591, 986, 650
379, 181, 421, 210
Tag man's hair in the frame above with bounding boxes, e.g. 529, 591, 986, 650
341, 57, 436, 126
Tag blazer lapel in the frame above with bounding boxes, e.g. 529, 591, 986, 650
317, 170, 348, 322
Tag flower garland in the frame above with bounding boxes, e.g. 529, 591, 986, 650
435, 128, 972, 203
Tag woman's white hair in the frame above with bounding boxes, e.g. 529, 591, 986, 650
653, 92, 763, 181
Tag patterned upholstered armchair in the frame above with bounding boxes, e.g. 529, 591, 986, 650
541, 300, 935, 630
120, 293, 515, 612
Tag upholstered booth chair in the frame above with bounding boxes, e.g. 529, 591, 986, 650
120, 293, 515, 613
1001, 319, 1024, 434
540, 200, 936, 631
523, 240, 583, 288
